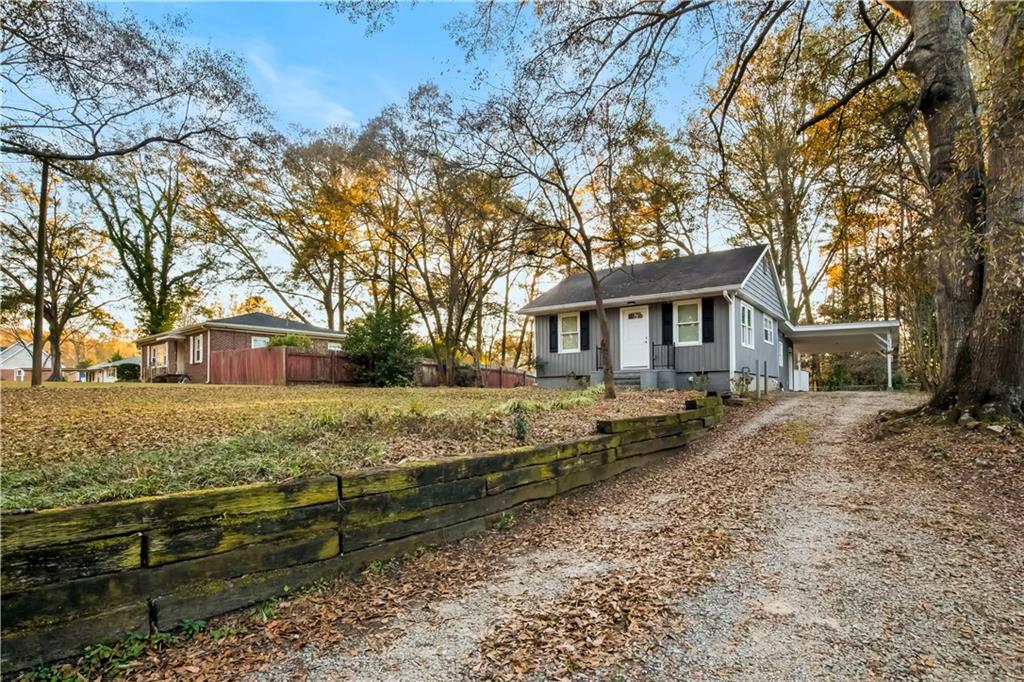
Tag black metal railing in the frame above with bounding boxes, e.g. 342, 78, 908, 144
651, 343, 675, 369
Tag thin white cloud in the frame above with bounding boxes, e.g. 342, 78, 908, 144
247, 43, 355, 128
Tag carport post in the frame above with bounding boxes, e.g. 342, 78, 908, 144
886, 332, 893, 390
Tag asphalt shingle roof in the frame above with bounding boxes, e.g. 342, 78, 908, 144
522, 245, 767, 313
208, 312, 334, 334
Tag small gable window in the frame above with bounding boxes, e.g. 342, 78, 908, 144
673, 300, 701, 346
740, 302, 755, 349
558, 313, 579, 353
763, 316, 775, 345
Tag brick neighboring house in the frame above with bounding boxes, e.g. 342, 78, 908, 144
136, 312, 346, 383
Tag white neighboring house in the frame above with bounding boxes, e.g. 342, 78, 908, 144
0, 344, 55, 382
78, 357, 141, 383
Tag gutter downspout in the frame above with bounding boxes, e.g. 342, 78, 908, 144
723, 290, 736, 389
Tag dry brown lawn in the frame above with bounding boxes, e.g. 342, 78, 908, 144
1, 382, 698, 510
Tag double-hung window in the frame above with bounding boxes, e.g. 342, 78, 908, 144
740, 302, 755, 349
778, 336, 784, 368
558, 313, 580, 353
673, 300, 701, 346
763, 316, 775, 345
189, 334, 203, 364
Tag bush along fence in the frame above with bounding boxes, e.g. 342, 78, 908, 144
0, 397, 723, 672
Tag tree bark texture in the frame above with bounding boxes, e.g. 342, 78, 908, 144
893, 1, 1023, 414
31, 160, 49, 387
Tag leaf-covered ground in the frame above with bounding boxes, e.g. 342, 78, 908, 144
28, 391, 1021, 682
1, 383, 699, 510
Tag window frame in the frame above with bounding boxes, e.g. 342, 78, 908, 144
150, 343, 168, 368
327, 341, 342, 352
189, 334, 204, 364
672, 298, 702, 347
250, 336, 270, 350
739, 302, 755, 349
763, 316, 775, 346
557, 312, 581, 354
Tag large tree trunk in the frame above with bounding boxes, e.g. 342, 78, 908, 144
587, 272, 616, 399
31, 160, 49, 387
46, 325, 63, 382
891, 1, 1024, 416
963, 4, 1024, 415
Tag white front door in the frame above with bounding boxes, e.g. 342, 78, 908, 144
619, 306, 650, 369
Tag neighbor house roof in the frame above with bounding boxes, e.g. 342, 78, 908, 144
521, 245, 769, 314
135, 312, 344, 344
83, 357, 142, 371
0, 344, 53, 368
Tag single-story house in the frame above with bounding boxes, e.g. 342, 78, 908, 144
135, 312, 346, 383
521, 244, 898, 393
0, 344, 55, 382
73, 357, 142, 383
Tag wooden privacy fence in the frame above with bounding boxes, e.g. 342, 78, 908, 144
0, 398, 723, 672
286, 351, 355, 384
209, 348, 355, 386
414, 360, 535, 388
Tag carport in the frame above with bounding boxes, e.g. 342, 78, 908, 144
783, 320, 899, 390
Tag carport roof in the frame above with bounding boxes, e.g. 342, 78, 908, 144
784, 320, 899, 354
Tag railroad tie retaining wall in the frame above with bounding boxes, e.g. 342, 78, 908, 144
0, 397, 723, 671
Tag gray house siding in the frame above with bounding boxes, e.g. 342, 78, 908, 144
534, 313, 599, 387
734, 300, 786, 389
741, 257, 788, 321
536, 297, 733, 391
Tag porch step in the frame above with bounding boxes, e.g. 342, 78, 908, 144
613, 373, 642, 388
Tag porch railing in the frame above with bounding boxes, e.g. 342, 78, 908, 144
652, 343, 675, 369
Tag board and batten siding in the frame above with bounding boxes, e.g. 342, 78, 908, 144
534, 312, 600, 378
740, 256, 788, 321
535, 296, 733, 381
649, 297, 731, 374
734, 302, 785, 382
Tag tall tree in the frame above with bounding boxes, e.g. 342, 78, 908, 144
80, 150, 215, 335
469, 85, 651, 398
193, 130, 364, 331
884, 1, 1024, 415
0, 172, 112, 379
442, 0, 1024, 417
360, 87, 532, 385
2, 0, 263, 384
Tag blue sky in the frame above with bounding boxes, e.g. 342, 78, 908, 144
122, 1, 715, 132
100, 2, 723, 329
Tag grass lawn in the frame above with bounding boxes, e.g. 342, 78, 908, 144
1, 382, 699, 511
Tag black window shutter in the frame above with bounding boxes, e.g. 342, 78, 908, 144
580, 311, 590, 351
548, 315, 558, 353
701, 297, 715, 343
661, 302, 673, 344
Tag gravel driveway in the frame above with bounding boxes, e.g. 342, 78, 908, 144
135, 392, 1023, 681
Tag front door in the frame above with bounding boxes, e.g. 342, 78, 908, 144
619, 306, 650, 369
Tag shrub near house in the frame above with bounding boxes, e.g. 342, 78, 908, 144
342, 306, 418, 387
